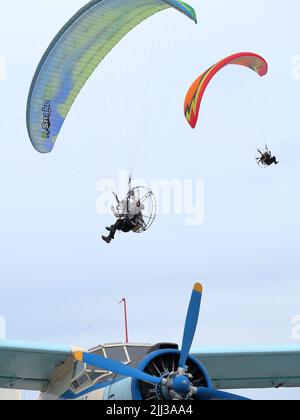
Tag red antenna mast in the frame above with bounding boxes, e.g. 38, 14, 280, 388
121, 298, 129, 344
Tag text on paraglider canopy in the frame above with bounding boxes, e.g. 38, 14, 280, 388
41, 100, 52, 139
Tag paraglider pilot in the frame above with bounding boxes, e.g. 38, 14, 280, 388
257, 146, 279, 167
102, 191, 145, 244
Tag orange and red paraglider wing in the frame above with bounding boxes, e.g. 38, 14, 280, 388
184, 65, 215, 129
184, 52, 268, 129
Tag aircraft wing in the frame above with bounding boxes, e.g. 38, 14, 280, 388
193, 346, 300, 390
0, 341, 75, 391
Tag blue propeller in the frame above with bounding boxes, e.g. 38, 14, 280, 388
74, 284, 250, 401
74, 284, 202, 387
75, 352, 163, 386
179, 283, 202, 370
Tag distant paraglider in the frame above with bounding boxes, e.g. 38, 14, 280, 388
256, 146, 279, 168
184, 52, 269, 129
184, 52, 275, 168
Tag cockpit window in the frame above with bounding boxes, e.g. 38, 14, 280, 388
127, 346, 149, 363
88, 372, 103, 382
77, 373, 90, 387
91, 348, 105, 357
105, 346, 128, 363
72, 361, 85, 379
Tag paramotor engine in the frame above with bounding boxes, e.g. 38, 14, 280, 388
125, 186, 157, 233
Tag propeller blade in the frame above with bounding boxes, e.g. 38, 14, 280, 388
196, 388, 250, 401
179, 283, 203, 369
74, 352, 162, 385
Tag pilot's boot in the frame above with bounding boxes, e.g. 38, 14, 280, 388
102, 236, 111, 244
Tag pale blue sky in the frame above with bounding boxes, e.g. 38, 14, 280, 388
1, 0, 300, 400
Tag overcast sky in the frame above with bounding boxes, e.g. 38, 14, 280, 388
1, 0, 300, 400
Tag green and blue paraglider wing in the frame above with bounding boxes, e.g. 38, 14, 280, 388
27, 0, 197, 154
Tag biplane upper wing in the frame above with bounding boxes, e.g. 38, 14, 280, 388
0, 340, 74, 391
192, 346, 300, 390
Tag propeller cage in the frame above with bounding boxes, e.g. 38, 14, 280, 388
131, 349, 212, 401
